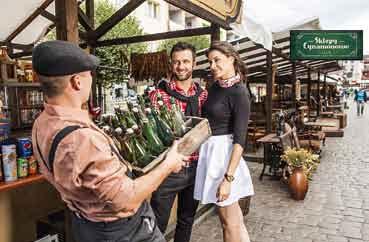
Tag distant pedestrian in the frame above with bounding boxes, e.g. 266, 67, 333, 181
343, 92, 349, 109
354, 88, 367, 116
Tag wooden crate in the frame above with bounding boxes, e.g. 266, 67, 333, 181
134, 117, 211, 174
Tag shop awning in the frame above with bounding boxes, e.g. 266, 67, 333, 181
195, 17, 341, 83
0, 0, 55, 50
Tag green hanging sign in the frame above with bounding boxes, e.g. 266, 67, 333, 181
290, 30, 363, 60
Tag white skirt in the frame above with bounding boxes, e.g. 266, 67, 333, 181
194, 135, 254, 207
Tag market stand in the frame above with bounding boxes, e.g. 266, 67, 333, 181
0, 1, 243, 241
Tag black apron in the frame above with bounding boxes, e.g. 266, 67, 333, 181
35, 125, 165, 242
157, 80, 203, 116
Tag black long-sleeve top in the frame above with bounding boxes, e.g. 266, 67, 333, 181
202, 82, 250, 148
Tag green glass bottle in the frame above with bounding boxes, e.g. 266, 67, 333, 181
101, 114, 110, 126
145, 108, 159, 134
156, 94, 174, 129
112, 127, 124, 151
111, 115, 121, 129
125, 110, 138, 128
137, 95, 146, 112
141, 117, 165, 156
132, 107, 146, 127
115, 107, 128, 129
127, 100, 134, 112
117, 128, 136, 164
131, 124, 150, 153
130, 129, 152, 168
170, 97, 186, 137
152, 109, 175, 147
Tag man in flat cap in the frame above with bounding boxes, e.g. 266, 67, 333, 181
32, 40, 188, 242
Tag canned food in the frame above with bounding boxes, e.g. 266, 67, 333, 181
17, 157, 28, 178
17, 137, 33, 157
2, 144, 18, 182
25, 69, 33, 82
27, 155, 38, 175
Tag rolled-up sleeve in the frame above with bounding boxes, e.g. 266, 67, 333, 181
72, 129, 136, 212
231, 87, 250, 148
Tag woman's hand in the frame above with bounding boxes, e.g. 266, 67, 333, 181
216, 179, 231, 203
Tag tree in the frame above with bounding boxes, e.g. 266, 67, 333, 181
43, 0, 147, 88
158, 35, 210, 54
95, 0, 147, 88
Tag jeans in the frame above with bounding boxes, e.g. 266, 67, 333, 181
357, 101, 364, 115
150, 162, 199, 242
70, 201, 165, 242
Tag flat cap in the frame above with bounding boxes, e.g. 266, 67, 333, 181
32, 40, 100, 76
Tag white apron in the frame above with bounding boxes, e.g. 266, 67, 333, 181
194, 135, 254, 207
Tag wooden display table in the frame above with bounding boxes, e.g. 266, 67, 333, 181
304, 121, 336, 128
316, 118, 344, 137
257, 133, 282, 180
335, 113, 347, 128
0, 174, 44, 193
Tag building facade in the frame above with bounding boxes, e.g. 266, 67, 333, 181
340, 60, 364, 85
362, 55, 369, 80
111, 0, 211, 50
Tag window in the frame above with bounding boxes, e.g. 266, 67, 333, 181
147, 1, 159, 19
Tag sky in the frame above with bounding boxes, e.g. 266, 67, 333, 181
246, 0, 369, 54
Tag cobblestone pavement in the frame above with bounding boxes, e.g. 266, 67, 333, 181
190, 101, 369, 242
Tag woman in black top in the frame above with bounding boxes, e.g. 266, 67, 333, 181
194, 41, 254, 242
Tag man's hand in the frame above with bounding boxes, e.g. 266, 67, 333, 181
163, 140, 189, 173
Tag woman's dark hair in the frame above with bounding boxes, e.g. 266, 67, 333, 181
206, 41, 247, 83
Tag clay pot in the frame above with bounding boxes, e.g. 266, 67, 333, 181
288, 167, 308, 200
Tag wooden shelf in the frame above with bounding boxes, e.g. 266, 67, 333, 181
3, 105, 43, 109
0, 82, 40, 87
19, 105, 43, 109
0, 174, 45, 193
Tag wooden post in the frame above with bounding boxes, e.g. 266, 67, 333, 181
211, 24, 220, 42
55, 0, 79, 42
266, 51, 273, 133
307, 69, 311, 119
317, 71, 321, 116
292, 61, 297, 109
323, 73, 327, 102
85, 0, 98, 106
86, 0, 94, 27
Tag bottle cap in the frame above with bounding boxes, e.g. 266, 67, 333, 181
115, 127, 123, 135
102, 126, 110, 132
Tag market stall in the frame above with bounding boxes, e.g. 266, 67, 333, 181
0, 1, 244, 242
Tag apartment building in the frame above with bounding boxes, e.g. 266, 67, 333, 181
340, 60, 364, 84
362, 55, 369, 80
111, 0, 211, 50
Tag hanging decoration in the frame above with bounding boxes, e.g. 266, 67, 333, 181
130, 50, 170, 83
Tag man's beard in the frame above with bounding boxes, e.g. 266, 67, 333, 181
174, 71, 192, 81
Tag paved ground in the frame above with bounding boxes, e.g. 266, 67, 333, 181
190, 100, 369, 242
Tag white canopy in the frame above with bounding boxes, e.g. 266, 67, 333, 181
230, 0, 321, 51
1, 0, 55, 46
1, 0, 321, 51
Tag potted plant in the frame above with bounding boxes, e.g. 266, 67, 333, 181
281, 148, 319, 200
